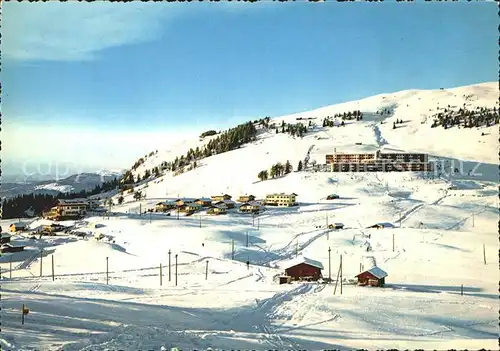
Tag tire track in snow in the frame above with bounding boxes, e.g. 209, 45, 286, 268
395, 192, 449, 226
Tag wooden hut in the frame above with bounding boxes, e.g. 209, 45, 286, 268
283, 256, 324, 281
355, 266, 388, 287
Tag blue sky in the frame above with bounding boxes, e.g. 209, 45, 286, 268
3, 1, 497, 176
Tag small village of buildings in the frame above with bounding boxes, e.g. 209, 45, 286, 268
1, 148, 436, 288
5, 186, 389, 288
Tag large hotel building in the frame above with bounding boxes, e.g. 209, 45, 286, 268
325, 150, 432, 172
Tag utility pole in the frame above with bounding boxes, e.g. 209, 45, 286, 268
10, 256, 12, 279
205, 260, 208, 280
106, 257, 109, 285
40, 248, 43, 277
328, 247, 331, 281
139, 203, 142, 216
333, 261, 341, 295
168, 250, 172, 281
231, 240, 235, 260
149, 211, 152, 224
252, 213, 255, 227
483, 243, 486, 265
175, 254, 178, 286
399, 211, 402, 228
51, 255, 55, 281
340, 254, 343, 295
257, 217, 260, 230
22, 304, 26, 325
246, 231, 249, 247
472, 213, 475, 227
160, 263, 163, 286
392, 233, 395, 252
199, 214, 202, 228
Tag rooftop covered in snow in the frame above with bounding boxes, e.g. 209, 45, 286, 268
280, 256, 324, 270
355, 266, 388, 279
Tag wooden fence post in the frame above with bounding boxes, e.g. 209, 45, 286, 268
160, 263, 163, 286
205, 260, 208, 280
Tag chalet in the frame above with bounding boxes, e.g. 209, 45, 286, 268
44, 199, 88, 220
175, 204, 187, 213
328, 223, 344, 230
355, 266, 388, 287
238, 195, 256, 203
213, 201, 228, 209
43, 224, 66, 233
211, 194, 232, 202
239, 201, 262, 213
185, 203, 202, 212
194, 198, 212, 207
0, 243, 25, 254
9, 222, 28, 232
207, 205, 227, 215
265, 193, 298, 207
366, 222, 394, 230
155, 201, 176, 212
326, 194, 340, 200
282, 256, 324, 281
214, 200, 236, 209
1, 233, 12, 244
175, 198, 197, 207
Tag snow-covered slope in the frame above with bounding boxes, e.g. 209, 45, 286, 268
1, 82, 498, 351
129, 81, 498, 187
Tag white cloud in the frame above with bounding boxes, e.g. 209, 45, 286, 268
3, 2, 180, 61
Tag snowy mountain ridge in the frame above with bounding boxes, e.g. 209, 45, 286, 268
126, 81, 498, 199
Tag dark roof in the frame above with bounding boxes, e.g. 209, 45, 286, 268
195, 197, 212, 202
10, 222, 28, 227
175, 198, 196, 203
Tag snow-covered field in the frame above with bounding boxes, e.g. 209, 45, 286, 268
1, 82, 498, 350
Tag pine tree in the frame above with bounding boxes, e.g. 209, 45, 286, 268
285, 160, 292, 174
258, 170, 268, 181
297, 160, 303, 171
118, 195, 124, 205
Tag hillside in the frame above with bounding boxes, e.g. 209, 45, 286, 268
0, 81, 498, 351
124, 81, 498, 201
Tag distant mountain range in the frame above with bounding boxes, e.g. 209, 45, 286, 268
1, 170, 125, 199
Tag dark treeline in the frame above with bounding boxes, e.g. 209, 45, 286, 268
275, 120, 308, 138
125, 117, 309, 186
322, 110, 363, 127
2, 177, 119, 220
431, 106, 499, 129
123, 120, 261, 184
257, 160, 293, 181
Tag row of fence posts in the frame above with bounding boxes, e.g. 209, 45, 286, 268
10, 240, 489, 291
